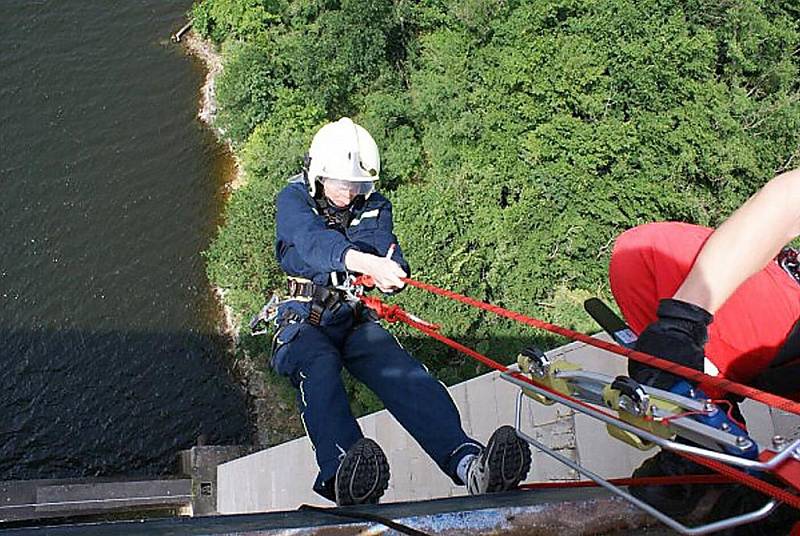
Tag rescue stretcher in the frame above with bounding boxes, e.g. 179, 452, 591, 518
503, 353, 796, 534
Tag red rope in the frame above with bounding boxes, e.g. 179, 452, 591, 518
401, 278, 800, 416
684, 451, 800, 509
712, 399, 748, 431
520, 474, 733, 489
358, 284, 800, 509
658, 408, 711, 425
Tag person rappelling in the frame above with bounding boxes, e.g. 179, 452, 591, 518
270, 117, 532, 506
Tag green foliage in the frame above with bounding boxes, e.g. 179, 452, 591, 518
204, 173, 280, 319
192, 0, 285, 43
282, 0, 404, 113
199, 0, 800, 420
358, 91, 423, 190
215, 41, 286, 145
205, 91, 325, 321
241, 88, 326, 180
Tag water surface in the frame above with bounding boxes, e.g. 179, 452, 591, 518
0, 1, 251, 479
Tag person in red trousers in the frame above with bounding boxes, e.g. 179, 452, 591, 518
609, 168, 800, 533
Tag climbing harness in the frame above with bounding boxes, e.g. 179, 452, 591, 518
249, 274, 376, 336
339, 276, 800, 535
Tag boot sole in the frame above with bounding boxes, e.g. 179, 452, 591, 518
335, 438, 390, 506
484, 425, 532, 492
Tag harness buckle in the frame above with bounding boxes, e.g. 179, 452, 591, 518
308, 285, 329, 326
286, 276, 314, 302
279, 275, 363, 327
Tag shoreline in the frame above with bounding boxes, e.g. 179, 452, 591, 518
182, 31, 247, 192
181, 30, 275, 448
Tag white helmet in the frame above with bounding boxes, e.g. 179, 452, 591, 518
306, 117, 380, 198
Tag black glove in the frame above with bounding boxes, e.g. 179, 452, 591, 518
630, 298, 713, 390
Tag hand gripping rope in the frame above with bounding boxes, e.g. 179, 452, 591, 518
351, 276, 800, 535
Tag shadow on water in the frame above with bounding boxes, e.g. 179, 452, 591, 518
0, 326, 252, 481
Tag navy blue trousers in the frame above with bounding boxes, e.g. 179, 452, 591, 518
271, 303, 481, 498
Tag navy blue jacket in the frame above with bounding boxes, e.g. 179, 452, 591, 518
275, 177, 410, 287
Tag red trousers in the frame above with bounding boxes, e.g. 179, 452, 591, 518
609, 222, 800, 390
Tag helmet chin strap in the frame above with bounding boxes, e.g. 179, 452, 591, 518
312, 185, 366, 232
349, 194, 366, 211
304, 152, 369, 230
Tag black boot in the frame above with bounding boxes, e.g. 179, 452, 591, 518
334, 437, 390, 506
629, 449, 716, 519
706, 479, 799, 535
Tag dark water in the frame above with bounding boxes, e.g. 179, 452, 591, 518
0, 2, 251, 479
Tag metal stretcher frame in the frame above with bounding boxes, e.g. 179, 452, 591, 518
498, 369, 798, 535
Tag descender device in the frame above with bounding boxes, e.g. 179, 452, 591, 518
499, 298, 800, 535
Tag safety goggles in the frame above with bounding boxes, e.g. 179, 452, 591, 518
321, 177, 375, 196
